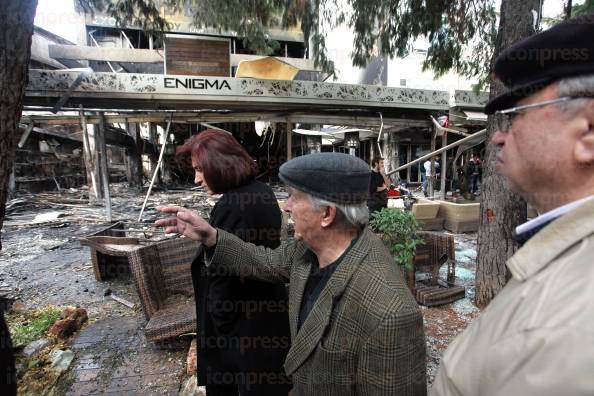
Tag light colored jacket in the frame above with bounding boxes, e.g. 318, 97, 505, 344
432, 198, 594, 395
209, 227, 427, 395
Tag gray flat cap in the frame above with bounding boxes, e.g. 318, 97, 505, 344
279, 152, 371, 204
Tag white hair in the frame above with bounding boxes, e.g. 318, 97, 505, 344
307, 195, 369, 228
556, 74, 594, 112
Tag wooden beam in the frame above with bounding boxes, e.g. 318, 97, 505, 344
49, 44, 164, 63
79, 107, 99, 200
21, 112, 430, 129
125, 122, 143, 189
98, 113, 112, 221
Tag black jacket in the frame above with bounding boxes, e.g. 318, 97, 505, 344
192, 180, 291, 394
368, 170, 387, 212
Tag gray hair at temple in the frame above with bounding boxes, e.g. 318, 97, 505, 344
308, 194, 369, 228
556, 74, 594, 112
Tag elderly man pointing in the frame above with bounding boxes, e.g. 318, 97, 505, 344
157, 152, 426, 395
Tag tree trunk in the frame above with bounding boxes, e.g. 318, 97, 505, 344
475, 0, 541, 308
0, 0, 38, 251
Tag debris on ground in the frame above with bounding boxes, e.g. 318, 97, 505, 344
110, 294, 135, 309
1, 183, 482, 392
187, 338, 197, 376
48, 307, 88, 338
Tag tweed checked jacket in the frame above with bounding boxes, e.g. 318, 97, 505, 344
208, 227, 427, 395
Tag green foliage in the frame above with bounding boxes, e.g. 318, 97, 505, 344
573, 0, 594, 16
7, 306, 61, 347
369, 208, 423, 272
542, 0, 594, 25
78, 0, 498, 83
351, 1, 498, 89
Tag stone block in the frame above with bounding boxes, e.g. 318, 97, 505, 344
412, 198, 441, 220
49, 349, 74, 373
23, 338, 51, 357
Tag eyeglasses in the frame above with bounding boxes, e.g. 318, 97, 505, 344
492, 97, 573, 132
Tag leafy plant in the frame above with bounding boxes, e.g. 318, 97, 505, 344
370, 208, 423, 272
7, 306, 61, 347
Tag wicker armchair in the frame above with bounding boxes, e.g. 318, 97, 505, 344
414, 231, 456, 285
80, 222, 142, 281
127, 237, 201, 342
413, 231, 465, 306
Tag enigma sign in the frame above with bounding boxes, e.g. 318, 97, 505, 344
163, 77, 232, 90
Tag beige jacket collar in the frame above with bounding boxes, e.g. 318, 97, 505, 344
508, 197, 594, 282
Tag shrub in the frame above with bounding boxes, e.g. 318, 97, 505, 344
369, 208, 423, 272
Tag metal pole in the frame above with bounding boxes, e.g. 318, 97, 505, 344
441, 131, 448, 200
17, 124, 34, 148
138, 114, 173, 222
429, 129, 436, 198
387, 129, 487, 176
376, 112, 384, 157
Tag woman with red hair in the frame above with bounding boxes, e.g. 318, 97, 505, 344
178, 130, 291, 396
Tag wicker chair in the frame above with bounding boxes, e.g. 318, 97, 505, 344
413, 231, 456, 285
413, 231, 465, 306
127, 237, 201, 342
80, 222, 142, 281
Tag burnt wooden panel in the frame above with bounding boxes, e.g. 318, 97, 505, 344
165, 37, 230, 76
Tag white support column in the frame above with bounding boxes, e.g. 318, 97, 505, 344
440, 131, 448, 200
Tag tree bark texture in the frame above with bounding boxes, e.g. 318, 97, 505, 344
475, 0, 541, 308
0, 0, 38, 250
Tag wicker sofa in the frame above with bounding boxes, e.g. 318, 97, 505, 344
127, 237, 201, 342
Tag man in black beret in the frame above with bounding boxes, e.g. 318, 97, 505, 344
433, 13, 594, 396
156, 152, 427, 395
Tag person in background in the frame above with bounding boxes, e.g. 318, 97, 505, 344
156, 152, 427, 395
423, 156, 440, 197
177, 129, 291, 396
368, 157, 390, 215
468, 154, 481, 194
432, 14, 594, 395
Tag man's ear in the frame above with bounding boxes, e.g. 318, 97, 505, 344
320, 205, 337, 228
574, 101, 594, 166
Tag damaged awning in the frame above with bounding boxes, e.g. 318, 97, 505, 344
292, 126, 377, 145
